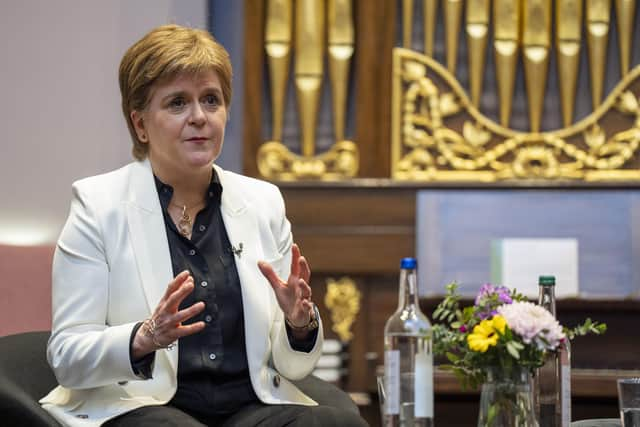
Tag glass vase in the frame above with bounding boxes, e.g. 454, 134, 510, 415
477, 366, 539, 427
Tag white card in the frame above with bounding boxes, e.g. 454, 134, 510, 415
494, 238, 579, 298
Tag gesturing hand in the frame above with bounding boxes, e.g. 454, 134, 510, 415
132, 270, 206, 359
258, 243, 313, 332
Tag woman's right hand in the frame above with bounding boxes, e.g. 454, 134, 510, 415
132, 270, 206, 359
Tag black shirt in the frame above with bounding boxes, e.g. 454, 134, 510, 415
154, 174, 258, 416
131, 172, 317, 417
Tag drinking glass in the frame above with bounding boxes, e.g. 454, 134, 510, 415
618, 378, 640, 426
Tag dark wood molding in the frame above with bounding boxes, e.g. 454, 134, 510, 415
353, 0, 397, 178
242, 0, 264, 177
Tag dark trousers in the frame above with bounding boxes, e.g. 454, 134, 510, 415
104, 376, 369, 427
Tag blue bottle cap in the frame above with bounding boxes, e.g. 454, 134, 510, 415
400, 257, 417, 269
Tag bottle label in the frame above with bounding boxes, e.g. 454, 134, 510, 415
561, 349, 571, 426
414, 350, 433, 417
384, 350, 400, 415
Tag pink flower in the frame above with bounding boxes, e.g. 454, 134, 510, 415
497, 301, 565, 350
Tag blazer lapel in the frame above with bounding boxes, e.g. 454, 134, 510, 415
215, 165, 272, 371
125, 159, 177, 372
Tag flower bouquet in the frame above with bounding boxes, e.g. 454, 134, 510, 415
432, 283, 606, 426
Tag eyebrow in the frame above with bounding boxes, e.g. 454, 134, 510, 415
160, 87, 223, 103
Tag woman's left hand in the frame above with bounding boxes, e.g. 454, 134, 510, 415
258, 243, 313, 331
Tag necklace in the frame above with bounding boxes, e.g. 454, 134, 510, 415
169, 201, 204, 237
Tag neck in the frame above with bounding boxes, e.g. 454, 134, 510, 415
149, 157, 212, 206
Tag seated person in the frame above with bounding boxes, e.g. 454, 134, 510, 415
40, 24, 367, 427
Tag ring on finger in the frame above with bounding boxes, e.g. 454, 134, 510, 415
143, 318, 177, 351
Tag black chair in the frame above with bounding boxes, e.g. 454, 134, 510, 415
0, 331, 61, 426
0, 331, 362, 427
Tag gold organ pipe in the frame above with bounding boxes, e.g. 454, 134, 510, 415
265, 0, 292, 142
615, 0, 636, 76
424, 0, 439, 56
586, 0, 611, 109
403, 0, 415, 48
294, 0, 325, 157
556, 0, 583, 127
522, 0, 552, 132
328, 0, 354, 142
493, 0, 520, 127
445, 0, 464, 73
466, 0, 490, 107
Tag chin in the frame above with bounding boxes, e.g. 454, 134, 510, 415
189, 149, 219, 165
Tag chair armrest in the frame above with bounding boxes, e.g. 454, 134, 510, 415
0, 380, 62, 427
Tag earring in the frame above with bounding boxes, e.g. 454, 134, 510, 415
140, 134, 147, 142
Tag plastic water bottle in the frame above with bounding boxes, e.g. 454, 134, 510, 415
383, 258, 434, 427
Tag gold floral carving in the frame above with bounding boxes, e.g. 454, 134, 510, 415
258, 140, 358, 181
391, 48, 640, 182
324, 277, 361, 342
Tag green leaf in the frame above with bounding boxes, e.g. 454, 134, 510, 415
446, 352, 460, 363
506, 341, 520, 359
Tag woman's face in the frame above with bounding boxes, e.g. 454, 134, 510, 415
131, 70, 227, 179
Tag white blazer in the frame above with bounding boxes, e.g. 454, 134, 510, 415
40, 159, 323, 427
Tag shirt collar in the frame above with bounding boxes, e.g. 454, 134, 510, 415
153, 170, 223, 211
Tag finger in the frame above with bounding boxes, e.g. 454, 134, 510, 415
164, 279, 195, 312
173, 301, 206, 324
301, 299, 313, 311
298, 256, 311, 284
176, 321, 206, 338
298, 278, 312, 299
258, 260, 283, 290
290, 243, 301, 278
161, 270, 190, 302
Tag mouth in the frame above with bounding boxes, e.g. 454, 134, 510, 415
185, 137, 208, 143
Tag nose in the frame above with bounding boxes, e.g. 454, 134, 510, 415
189, 103, 207, 126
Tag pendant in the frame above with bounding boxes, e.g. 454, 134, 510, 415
177, 206, 191, 237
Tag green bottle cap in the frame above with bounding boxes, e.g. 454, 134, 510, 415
538, 275, 556, 287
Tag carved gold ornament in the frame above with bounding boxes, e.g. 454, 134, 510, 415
391, 48, 640, 182
324, 277, 361, 342
259, 0, 358, 181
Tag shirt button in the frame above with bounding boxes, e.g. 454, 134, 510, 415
201, 281, 208, 287
272, 374, 281, 387
205, 315, 213, 322
209, 191, 214, 197
209, 353, 216, 360
199, 225, 206, 231
188, 249, 196, 256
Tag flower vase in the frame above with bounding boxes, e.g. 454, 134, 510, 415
477, 366, 539, 427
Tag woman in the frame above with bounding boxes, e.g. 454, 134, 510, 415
40, 25, 367, 427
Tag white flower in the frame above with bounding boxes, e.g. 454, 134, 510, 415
497, 301, 565, 350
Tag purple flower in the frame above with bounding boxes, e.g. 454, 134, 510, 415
459, 325, 467, 333
474, 283, 513, 319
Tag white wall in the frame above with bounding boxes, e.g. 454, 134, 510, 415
0, 0, 207, 245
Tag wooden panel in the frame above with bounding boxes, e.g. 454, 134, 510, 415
283, 187, 415, 226
283, 185, 416, 273
353, 0, 396, 177
293, 233, 413, 273
243, 0, 264, 177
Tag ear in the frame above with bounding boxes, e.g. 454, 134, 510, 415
130, 110, 148, 143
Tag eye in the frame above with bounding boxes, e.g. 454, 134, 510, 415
168, 97, 186, 111
202, 94, 221, 108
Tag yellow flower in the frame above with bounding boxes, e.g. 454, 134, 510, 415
467, 316, 506, 353
492, 314, 507, 334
